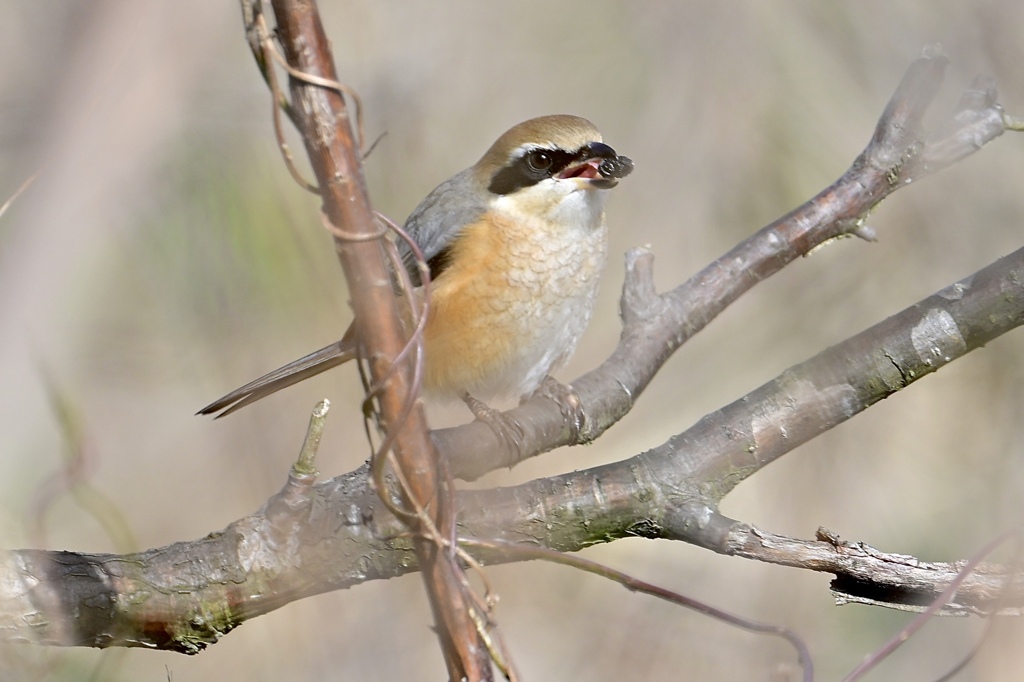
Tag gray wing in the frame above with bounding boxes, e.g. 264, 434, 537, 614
198, 171, 486, 419
399, 167, 488, 283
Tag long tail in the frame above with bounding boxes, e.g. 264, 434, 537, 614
198, 339, 356, 418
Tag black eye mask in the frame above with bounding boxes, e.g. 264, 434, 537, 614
489, 142, 631, 195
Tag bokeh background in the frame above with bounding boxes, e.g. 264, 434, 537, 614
2, 2, 1024, 680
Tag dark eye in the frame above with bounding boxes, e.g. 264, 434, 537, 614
525, 150, 553, 172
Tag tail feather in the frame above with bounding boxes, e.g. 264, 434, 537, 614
198, 339, 356, 418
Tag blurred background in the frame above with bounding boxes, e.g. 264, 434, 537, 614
1, 1, 1024, 680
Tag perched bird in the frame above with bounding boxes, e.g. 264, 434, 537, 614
199, 114, 633, 418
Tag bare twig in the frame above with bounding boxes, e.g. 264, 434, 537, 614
28, 374, 136, 554
719, 525, 1024, 615
842, 528, 1024, 681
461, 537, 814, 682
0, 171, 40, 222
293, 398, 329, 477
240, 1, 316, 192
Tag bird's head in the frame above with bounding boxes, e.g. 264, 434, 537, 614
473, 114, 633, 226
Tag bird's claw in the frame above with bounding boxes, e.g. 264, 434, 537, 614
531, 375, 586, 442
461, 393, 526, 457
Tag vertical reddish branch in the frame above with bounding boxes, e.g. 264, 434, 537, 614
264, 1, 489, 678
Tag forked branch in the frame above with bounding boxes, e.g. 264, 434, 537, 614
0, 42, 1020, 677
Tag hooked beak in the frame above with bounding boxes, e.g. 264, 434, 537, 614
556, 142, 634, 189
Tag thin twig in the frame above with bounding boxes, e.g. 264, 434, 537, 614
843, 528, 1024, 682
461, 537, 813, 682
0, 171, 40, 222
251, 9, 318, 192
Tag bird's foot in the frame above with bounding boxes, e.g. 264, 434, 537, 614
529, 375, 586, 442
461, 392, 526, 455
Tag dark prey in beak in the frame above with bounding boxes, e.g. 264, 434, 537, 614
598, 154, 634, 180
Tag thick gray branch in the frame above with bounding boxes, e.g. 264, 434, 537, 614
2, 241, 1024, 651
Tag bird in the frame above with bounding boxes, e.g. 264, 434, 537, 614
199, 114, 633, 419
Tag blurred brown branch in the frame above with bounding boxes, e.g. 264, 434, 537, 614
254, 0, 489, 678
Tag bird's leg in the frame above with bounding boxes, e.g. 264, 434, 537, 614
460, 392, 526, 455
529, 375, 586, 442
